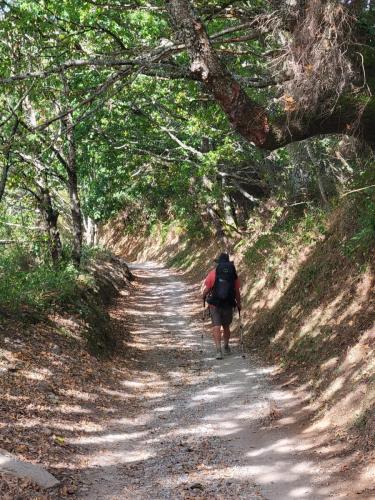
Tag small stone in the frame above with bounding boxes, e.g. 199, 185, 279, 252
47, 394, 59, 403
190, 482, 204, 490
8, 364, 22, 372
52, 345, 61, 355
37, 381, 52, 392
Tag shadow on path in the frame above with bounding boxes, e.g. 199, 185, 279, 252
73, 262, 356, 499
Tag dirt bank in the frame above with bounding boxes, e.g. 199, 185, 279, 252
0, 255, 134, 498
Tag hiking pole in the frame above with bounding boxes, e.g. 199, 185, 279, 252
238, 308, 245, 358
200, 298, 205, 353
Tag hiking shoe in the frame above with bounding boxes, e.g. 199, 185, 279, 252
215, 349, 223, 360
224, 345, 231, 355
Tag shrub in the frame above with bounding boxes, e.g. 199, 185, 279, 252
346, 198, 375, 256
0, 245, 109, 315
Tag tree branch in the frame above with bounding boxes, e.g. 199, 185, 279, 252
0, 116, 19, 203
0, 21, 266, 85
166, 0, 375, 150
166, 0, 270, 146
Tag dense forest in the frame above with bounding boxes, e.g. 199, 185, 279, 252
0, 1, 374, 496
1, 0, 374, 277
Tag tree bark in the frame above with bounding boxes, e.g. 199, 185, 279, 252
19, 101, 63, 265
39, 177, 63, 266
0, 163, 11, 204
167, 0, 269, 146
62, 112, 83, 267
84, 215, 98, 246
221, 175, 237, 229
0, 118, 19, 203
167, 0, 375, 150
17, 153, 63, 266
306, 142, 330, 207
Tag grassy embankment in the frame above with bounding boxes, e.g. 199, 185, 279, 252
0, 246, 133, 355
0, 245, 134, 497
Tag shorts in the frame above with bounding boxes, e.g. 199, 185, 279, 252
209, 305, 233, 327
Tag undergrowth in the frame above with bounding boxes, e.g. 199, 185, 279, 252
0, 245, 108, 316
244, 207, 328, 271
344, 196, 375, 257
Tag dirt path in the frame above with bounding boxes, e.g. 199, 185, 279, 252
76, 262, 339, 499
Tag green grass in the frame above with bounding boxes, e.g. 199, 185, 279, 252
244, 233, 276, 267
244, 208, 328, 270
0, 248, 79, 313
345, 198, 375, 256
0, 245, 108, 315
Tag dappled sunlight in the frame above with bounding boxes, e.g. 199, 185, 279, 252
61, 389, 97, 402
320, 356, 339, 372
237, 206, 374, 493
321, 375, 345, 402
70, 431, 149, 446
50, 260, 371, 499
2, 254, 372, 497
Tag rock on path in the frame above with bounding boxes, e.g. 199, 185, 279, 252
0, 448, 59, 489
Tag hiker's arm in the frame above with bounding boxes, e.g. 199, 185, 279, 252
201, 284, 210, 300
201, 270, 214, 300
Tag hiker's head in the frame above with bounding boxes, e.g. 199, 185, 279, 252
214, 252, 230, 264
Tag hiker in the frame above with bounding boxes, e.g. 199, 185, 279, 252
202, 253, 241, 360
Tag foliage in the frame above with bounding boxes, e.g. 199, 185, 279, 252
0, 242, 113, 314
345, 197, 375, 256
0, 246, 79, 313
0, 0, 374, 314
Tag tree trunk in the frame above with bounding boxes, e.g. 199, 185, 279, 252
0, 163, 11, 204
316, 169, 330, 207
206, 204, 225, 239
39, 177, 62, 266
167, 0, 269, 146
0, 118, 19, 203
16, 150, 63, 265
221, 175, 237, 229
306, 142, 330, 207
62, 112, 83, 267
84, 215, 98, 246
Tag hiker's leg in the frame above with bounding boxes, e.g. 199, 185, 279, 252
212, 325, 222, 349
222, 307, 233, 348
210, 306, 221, 348
209, 306, 223, 357
223, 325, 231, 347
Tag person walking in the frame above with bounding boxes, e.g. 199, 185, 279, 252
202, 253, 241, 360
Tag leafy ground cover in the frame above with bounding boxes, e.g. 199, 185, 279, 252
0, 253, 134, 497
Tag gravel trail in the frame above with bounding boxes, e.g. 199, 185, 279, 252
77, 262, 329, 499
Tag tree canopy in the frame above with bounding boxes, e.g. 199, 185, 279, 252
0, 0, 374, 264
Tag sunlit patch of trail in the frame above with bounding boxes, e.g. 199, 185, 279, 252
76, 262, 341, 499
